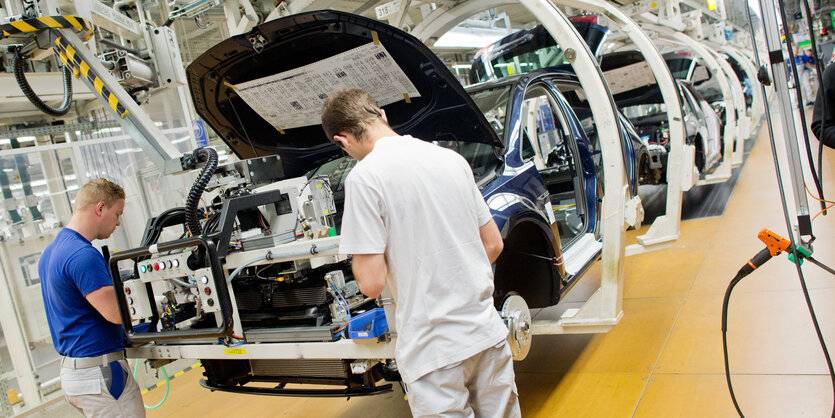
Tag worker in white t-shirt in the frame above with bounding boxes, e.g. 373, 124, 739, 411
322, 88, 519, 417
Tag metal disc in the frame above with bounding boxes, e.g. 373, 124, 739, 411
500, 294, 532, 361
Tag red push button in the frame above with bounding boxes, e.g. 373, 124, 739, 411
153, 263, 159, 271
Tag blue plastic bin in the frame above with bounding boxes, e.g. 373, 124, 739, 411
347, 308, 388, 339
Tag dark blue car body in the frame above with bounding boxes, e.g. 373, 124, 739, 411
468, 22, 647, 196
189, 10, 608, 309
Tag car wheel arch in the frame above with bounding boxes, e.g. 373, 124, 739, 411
493, 214, 563, 309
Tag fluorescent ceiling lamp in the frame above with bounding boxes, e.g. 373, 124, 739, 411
17, 136, 36, 143
114, 147, 142, 154
452, 64, 472, 69
434, 26, 514, 49
171, 136, 190, 144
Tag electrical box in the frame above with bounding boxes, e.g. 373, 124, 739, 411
123, 279, 153, 321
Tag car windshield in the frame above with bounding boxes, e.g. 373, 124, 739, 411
467, 85, 512, 142
476, 37, 568, 83
307, 155, 357, 192
470, 22, 608, 84
666, 57, 692, 79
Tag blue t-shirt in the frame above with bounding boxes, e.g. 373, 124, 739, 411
39, 228, 125, 357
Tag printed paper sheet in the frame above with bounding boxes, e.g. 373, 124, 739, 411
233, 42, 421, 131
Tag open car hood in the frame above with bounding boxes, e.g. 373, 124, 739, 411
187, 10, 502, 177
599, 51, 673, 108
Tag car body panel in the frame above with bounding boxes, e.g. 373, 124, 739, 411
465, 24, 644, 195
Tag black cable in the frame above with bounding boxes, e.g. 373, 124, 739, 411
722, 272, 747, 417
777, 0, 826, 213
806, 256, 835, 276
13, 48, 73, 116
801, 0, 826, 196
739, 4, 835, 417
185, 147, 218, 236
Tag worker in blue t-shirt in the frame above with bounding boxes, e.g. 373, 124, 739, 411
38, 178, 144, 417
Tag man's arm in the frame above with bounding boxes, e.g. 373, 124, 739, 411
85, 286, 123, 324
351, 254, 388, 299
479, 219, 504, 264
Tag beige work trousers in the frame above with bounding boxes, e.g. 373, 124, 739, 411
406, 341, 521, 418
60, 359, 145, 417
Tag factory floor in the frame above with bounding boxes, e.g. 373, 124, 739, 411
127, 118, 835, 417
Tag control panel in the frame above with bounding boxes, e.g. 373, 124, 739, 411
138, 253, 190, 282
193, 267, 220, 313
123, 279, 153, 320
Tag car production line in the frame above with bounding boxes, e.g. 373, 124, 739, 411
0, 1, 825, 416
106, 113, 834, 417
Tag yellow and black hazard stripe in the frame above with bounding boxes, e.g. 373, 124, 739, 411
140, 361, 202, 395
0, 15, 93, 41
54, 36, 130, 119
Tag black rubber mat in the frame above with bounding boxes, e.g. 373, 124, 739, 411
639, 132, 759, 225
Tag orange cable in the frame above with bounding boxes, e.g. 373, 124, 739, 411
200, 198, 209, 220
812, 202, 835, 222
804, 182, 835, 205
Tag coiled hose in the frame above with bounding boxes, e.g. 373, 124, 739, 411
132, 360, 169, 410
184, 147, 218, 236
13, 48, 73, 116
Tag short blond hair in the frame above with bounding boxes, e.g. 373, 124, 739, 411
74, 178, 125, 210
321, 88, 387, 142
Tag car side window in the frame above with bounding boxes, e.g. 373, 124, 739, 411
520, 90, 567, 169
521, 84, 586, 247
521, 131, 537, 161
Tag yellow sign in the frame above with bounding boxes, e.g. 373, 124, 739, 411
225, 348, 247, 355
6, 389, 19, 405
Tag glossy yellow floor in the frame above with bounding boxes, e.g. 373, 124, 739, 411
143, 124, 835, 417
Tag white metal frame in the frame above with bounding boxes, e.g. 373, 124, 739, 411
413, 0, 629, 333
723, 44, 765, 128
558, 0, 690, 250
0, 248, 41, 410
644, 26, 736, 185
703, 44, 748, 166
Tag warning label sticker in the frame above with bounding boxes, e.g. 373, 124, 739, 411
233, 42, 420, 131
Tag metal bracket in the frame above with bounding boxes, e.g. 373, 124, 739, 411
53, 28, 186, 174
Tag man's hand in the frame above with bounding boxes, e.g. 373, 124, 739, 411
351, 254, 387, 299
85, 286, 123, 324
479, 219, 504, 264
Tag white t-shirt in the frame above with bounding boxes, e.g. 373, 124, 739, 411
339, 135, 508, 383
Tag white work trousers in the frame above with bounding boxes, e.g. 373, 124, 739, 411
800, 68, 814, 104
60, 359, 145, 417
406, 341, 520, 418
